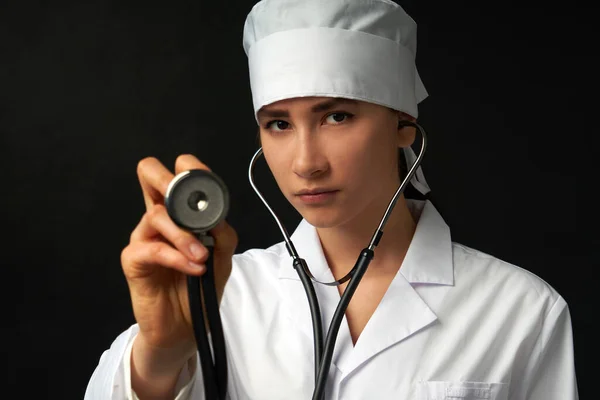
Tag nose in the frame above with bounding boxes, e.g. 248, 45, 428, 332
291, 132, 329, 179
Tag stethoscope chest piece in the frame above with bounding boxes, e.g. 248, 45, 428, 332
165, 169, 230, 234
164, 168, 230, 400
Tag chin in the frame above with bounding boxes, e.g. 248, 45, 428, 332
286, 192, 355, 229
297, 207, 346, 229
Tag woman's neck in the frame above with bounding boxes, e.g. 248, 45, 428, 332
316, 194, 417, 281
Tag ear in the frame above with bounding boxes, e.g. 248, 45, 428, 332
396, 112, 417, 148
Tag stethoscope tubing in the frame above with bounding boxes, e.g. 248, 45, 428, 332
187, 236, 228, 400
249, 121, 428, 400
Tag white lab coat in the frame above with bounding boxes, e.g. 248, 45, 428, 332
85, 200, 578, 399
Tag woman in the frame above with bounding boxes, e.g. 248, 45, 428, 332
85, 0, 578, 399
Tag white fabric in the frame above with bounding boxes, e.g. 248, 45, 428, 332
246, 26, 424, 121
85, 199, 578, 399
123, 331, 197, 400
84, 325, 198, 400
242, 0, 431, 195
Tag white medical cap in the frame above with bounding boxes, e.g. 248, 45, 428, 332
242, 0, 431, 195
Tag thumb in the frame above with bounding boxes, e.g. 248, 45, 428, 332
208, 219, 238, 303
209, 219, 238, 256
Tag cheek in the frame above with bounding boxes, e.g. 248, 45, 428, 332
262, 144, 291, 189
341, 133, 396, 178
333, 143, 383, 198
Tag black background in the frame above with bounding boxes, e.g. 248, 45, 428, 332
2, 0, 597, 398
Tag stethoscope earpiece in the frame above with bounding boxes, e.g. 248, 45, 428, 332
398, 119, 417, 129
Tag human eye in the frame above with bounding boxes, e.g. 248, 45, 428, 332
325, 112, 354, 125
263, 120, 291, 132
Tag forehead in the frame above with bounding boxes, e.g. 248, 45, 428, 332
263, 96, 356, 108
256, 97, 363, 120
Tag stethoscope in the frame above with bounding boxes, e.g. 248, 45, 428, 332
165, 120, 427, 400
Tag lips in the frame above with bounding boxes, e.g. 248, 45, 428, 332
295, 188, 338, 196
295, 189, 339, 204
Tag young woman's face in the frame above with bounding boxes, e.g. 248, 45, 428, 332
257, 96, 415, 228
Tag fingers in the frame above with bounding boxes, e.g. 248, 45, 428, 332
137, 157, 175, 211
174, 154, 211, 175
122, 240, 207, 278
136, 155, 211, 212
129, 154, 224, 278
129, 203, 209, 264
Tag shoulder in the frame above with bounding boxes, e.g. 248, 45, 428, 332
450, 242, 565, 313
224, 241, 288, 290
220, 241, 290, 315
232, 240, 287, 271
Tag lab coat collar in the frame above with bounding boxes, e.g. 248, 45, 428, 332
277, 199, 454, 286
276, 199, 451, 378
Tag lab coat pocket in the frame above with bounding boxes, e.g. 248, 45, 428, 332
418, 381, 508, 400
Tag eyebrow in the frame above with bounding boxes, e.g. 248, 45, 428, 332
256, 98, 359, 120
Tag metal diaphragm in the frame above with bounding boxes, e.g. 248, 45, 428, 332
165, 169, 230, 233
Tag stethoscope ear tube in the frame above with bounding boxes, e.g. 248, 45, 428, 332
186, 257, 219, 399
293, 258, 324, 380
184, 234, 228, 400
311, 248, 374, 400
197, 239, 228, 399
183, 236, 228, 400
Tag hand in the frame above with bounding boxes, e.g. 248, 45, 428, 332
121, 154, 238, 387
